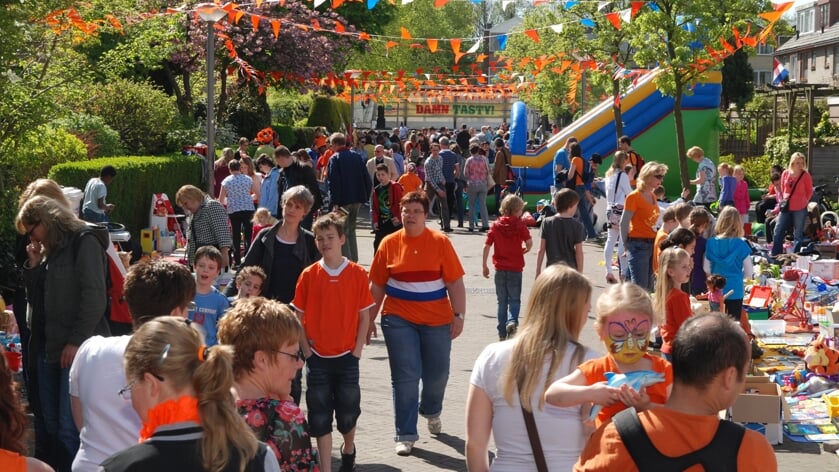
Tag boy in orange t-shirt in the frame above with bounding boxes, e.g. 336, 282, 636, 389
397, 162, 423, 194
291, 212, 374, 472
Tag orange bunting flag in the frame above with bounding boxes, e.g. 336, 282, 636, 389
386, 40, 398, 51
251, 14, 260, 31
476, 53, 487, 62
719, 37, 735, 54
434, 0, 449, 7
410, 43, 424, 49
335, 22, 345, 33
271, 20, 281, 38
774, 2, 794, 13
605, 12, 621, 30
359, 32, 371, 41
450, 38, 466, 64
312, 19, 322, 31
256, 0, 264, 7
524, 29, 540, 43
427, 38, 438, 52
104, 15, 123, 32
631, 1, 644, 18
758, 10, 784, 24
332, 0, 345, 7
401, 27, 412, 40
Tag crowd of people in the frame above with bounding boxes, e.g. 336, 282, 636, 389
5, 123, 787, 472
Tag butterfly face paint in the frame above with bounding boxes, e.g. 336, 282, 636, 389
604, 312, 651, 365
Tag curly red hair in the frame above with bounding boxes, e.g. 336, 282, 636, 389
0, 348, 27, 455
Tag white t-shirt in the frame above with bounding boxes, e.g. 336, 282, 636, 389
605, 171, 632, 208
470, 340, 601, 471
69, 335, 140, 472
82, 177, 107, 214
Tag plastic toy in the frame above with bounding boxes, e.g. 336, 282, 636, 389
804, 335, 839, 376
588, 370, 666, 421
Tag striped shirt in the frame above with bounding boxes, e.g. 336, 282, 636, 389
186, 197, 233, 266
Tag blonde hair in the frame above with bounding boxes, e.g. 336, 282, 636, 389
500, 194, 525, 216
637, 162, 668, 192
714, 206, 744, 238
239, 156, 256, 177
717, 162, 731, 176
789, 151, 807, 171
125, 318, 258, 472
501, 265, 591, 412
606, 151, 627, 178
653, 248, 691, 321
733, 165, 744, 177
175, 185, 206, 208
280, 185, 314, 214
594, 283, 654, 332
18, 178, 71, 209
15, 195, 85, 255
251, 207, 276, 226
217, 297, 301, 379
686, 146, 704, 160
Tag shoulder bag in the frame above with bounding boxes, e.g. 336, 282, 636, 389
779, 171, 805, 213
608, 172, 625, 227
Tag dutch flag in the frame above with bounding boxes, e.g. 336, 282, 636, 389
773, 58, 789, 86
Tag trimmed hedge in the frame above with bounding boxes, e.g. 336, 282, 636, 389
307, 96, 349, 133
48, 155, 204, 237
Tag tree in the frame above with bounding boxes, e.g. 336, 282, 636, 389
721, 49, 754, 110
630, 0, 764, 188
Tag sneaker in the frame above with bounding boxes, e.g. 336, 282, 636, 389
506, 321, 518, 338
395, 441, 414, 456
339, 443, 356, 472
442, 227, 453, 233
427, 416, 442, 434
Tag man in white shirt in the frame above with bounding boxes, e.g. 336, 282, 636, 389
81, 165, 116, 223
69, 261, 196, 472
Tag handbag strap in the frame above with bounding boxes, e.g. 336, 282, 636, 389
786, 171, 805, 200
518, 378, 549, 472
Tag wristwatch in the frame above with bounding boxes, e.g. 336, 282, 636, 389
454, 313, 465, 321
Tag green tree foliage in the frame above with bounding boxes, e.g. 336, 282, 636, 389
225, 85, 273, 141
630, 0, 764, 189
721, 49, 754, 110
51, 113, 127, 158
308, 96, 350, 132
78, 78, 177, 155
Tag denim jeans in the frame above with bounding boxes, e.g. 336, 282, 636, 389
305, 353, 361, 437
341, 202, 362, 262
626, 238, 654, 291
495, 271, 522, 338
771, 208, 806, 256
381, 314, 451, 442
574, 185, 598, 238
37, 351, 79, 470
466, 183, 489, 229
82, 208, 108, 223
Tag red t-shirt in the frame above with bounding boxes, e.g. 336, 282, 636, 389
0, 449, 25, 472
485, 216, 532, 272
578, 354, 673, 427
661, 288, 692, 355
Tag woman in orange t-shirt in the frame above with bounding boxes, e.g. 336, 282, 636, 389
0, 348, 54, 472
620, 161, 668, 291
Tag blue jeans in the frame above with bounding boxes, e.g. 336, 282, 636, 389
305, 353, 361, 437
36, 351, 79, 468
466, 183, 489, 229
771, 208, 806, 255
82, 208, 108, 223
381, 314, 451, 442
575, 185, 598, 238
626, 238, 654, 291
495, 271, 522, 338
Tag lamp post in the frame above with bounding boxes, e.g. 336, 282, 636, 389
198, 3, 227, 194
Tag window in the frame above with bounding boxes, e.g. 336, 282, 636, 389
798, 8, 815, 33
827, 47, 831, 68
757, 44, 775, 55
812, 50, 817, 70
791, 54, 798, 80
754, 70, 771, 86
821, 5, 830, 31
834, 46, 839, 72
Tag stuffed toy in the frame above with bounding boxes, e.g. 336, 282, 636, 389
804, 336, 839, 376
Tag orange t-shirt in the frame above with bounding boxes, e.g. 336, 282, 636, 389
316, 149, 335, 177
572, 156, 586, 186
574, 407, 777, 471
0, 449, 25, 472
624, 190, 659, 239
369, 228, 465, 326
313, 135, 327, 149
652, 228, 668, 272
578, 354, 673, 427
661, 288, 692, 355
292, 260, 375, 357
397, 173, 423, 194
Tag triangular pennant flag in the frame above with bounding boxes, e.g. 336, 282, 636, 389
565, 1, 579, 9
476, 53, 487, 62
497, 34, 507, 51
525, 29, 540, 43
401, 27, 412, 40
631, 1, 644, 18
434, 0, 449, 7
758, 10, 783, 23
774, 2, 794, 13
359, 32, 371, 41
605, 12, 621, 30
467, 41, 481, 54
450, 38, 461, 54
550, 24, 564, 33
427, 38, 438, 52
580, 18, 596, 28
251, 14, 260, 31
367, 0, 379, 9
597, 1, 610, 11
314, 0, 327, 7
335, 22, 346, 33
271, 20, 281, 38
620, 8, 631, 23
333, 0, 345, 7
648, 2, 659, 12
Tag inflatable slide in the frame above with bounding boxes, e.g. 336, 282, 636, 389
507, 68, 722, 202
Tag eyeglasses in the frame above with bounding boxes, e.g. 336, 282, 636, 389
274, 350, 305, 362
653, 174, 665, 180
118, 343, 170, 400
25, 222, 40, 238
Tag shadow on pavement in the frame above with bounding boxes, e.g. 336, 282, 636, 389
410, 445, 465, 471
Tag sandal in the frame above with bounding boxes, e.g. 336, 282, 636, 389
606, 274, 618, 284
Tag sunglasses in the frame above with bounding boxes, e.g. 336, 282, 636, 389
653, 174, 665, 180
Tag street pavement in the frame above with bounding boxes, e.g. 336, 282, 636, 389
316, 208, 837, 471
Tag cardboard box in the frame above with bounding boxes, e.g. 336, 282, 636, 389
810, 259, 839, 280
728, 382, 790, 445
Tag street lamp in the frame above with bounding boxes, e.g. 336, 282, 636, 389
198, 3, 227, 194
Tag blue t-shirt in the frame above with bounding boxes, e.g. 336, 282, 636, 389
189, 287, 230, 346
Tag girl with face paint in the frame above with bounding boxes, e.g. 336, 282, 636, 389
544, 283, 673, 427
